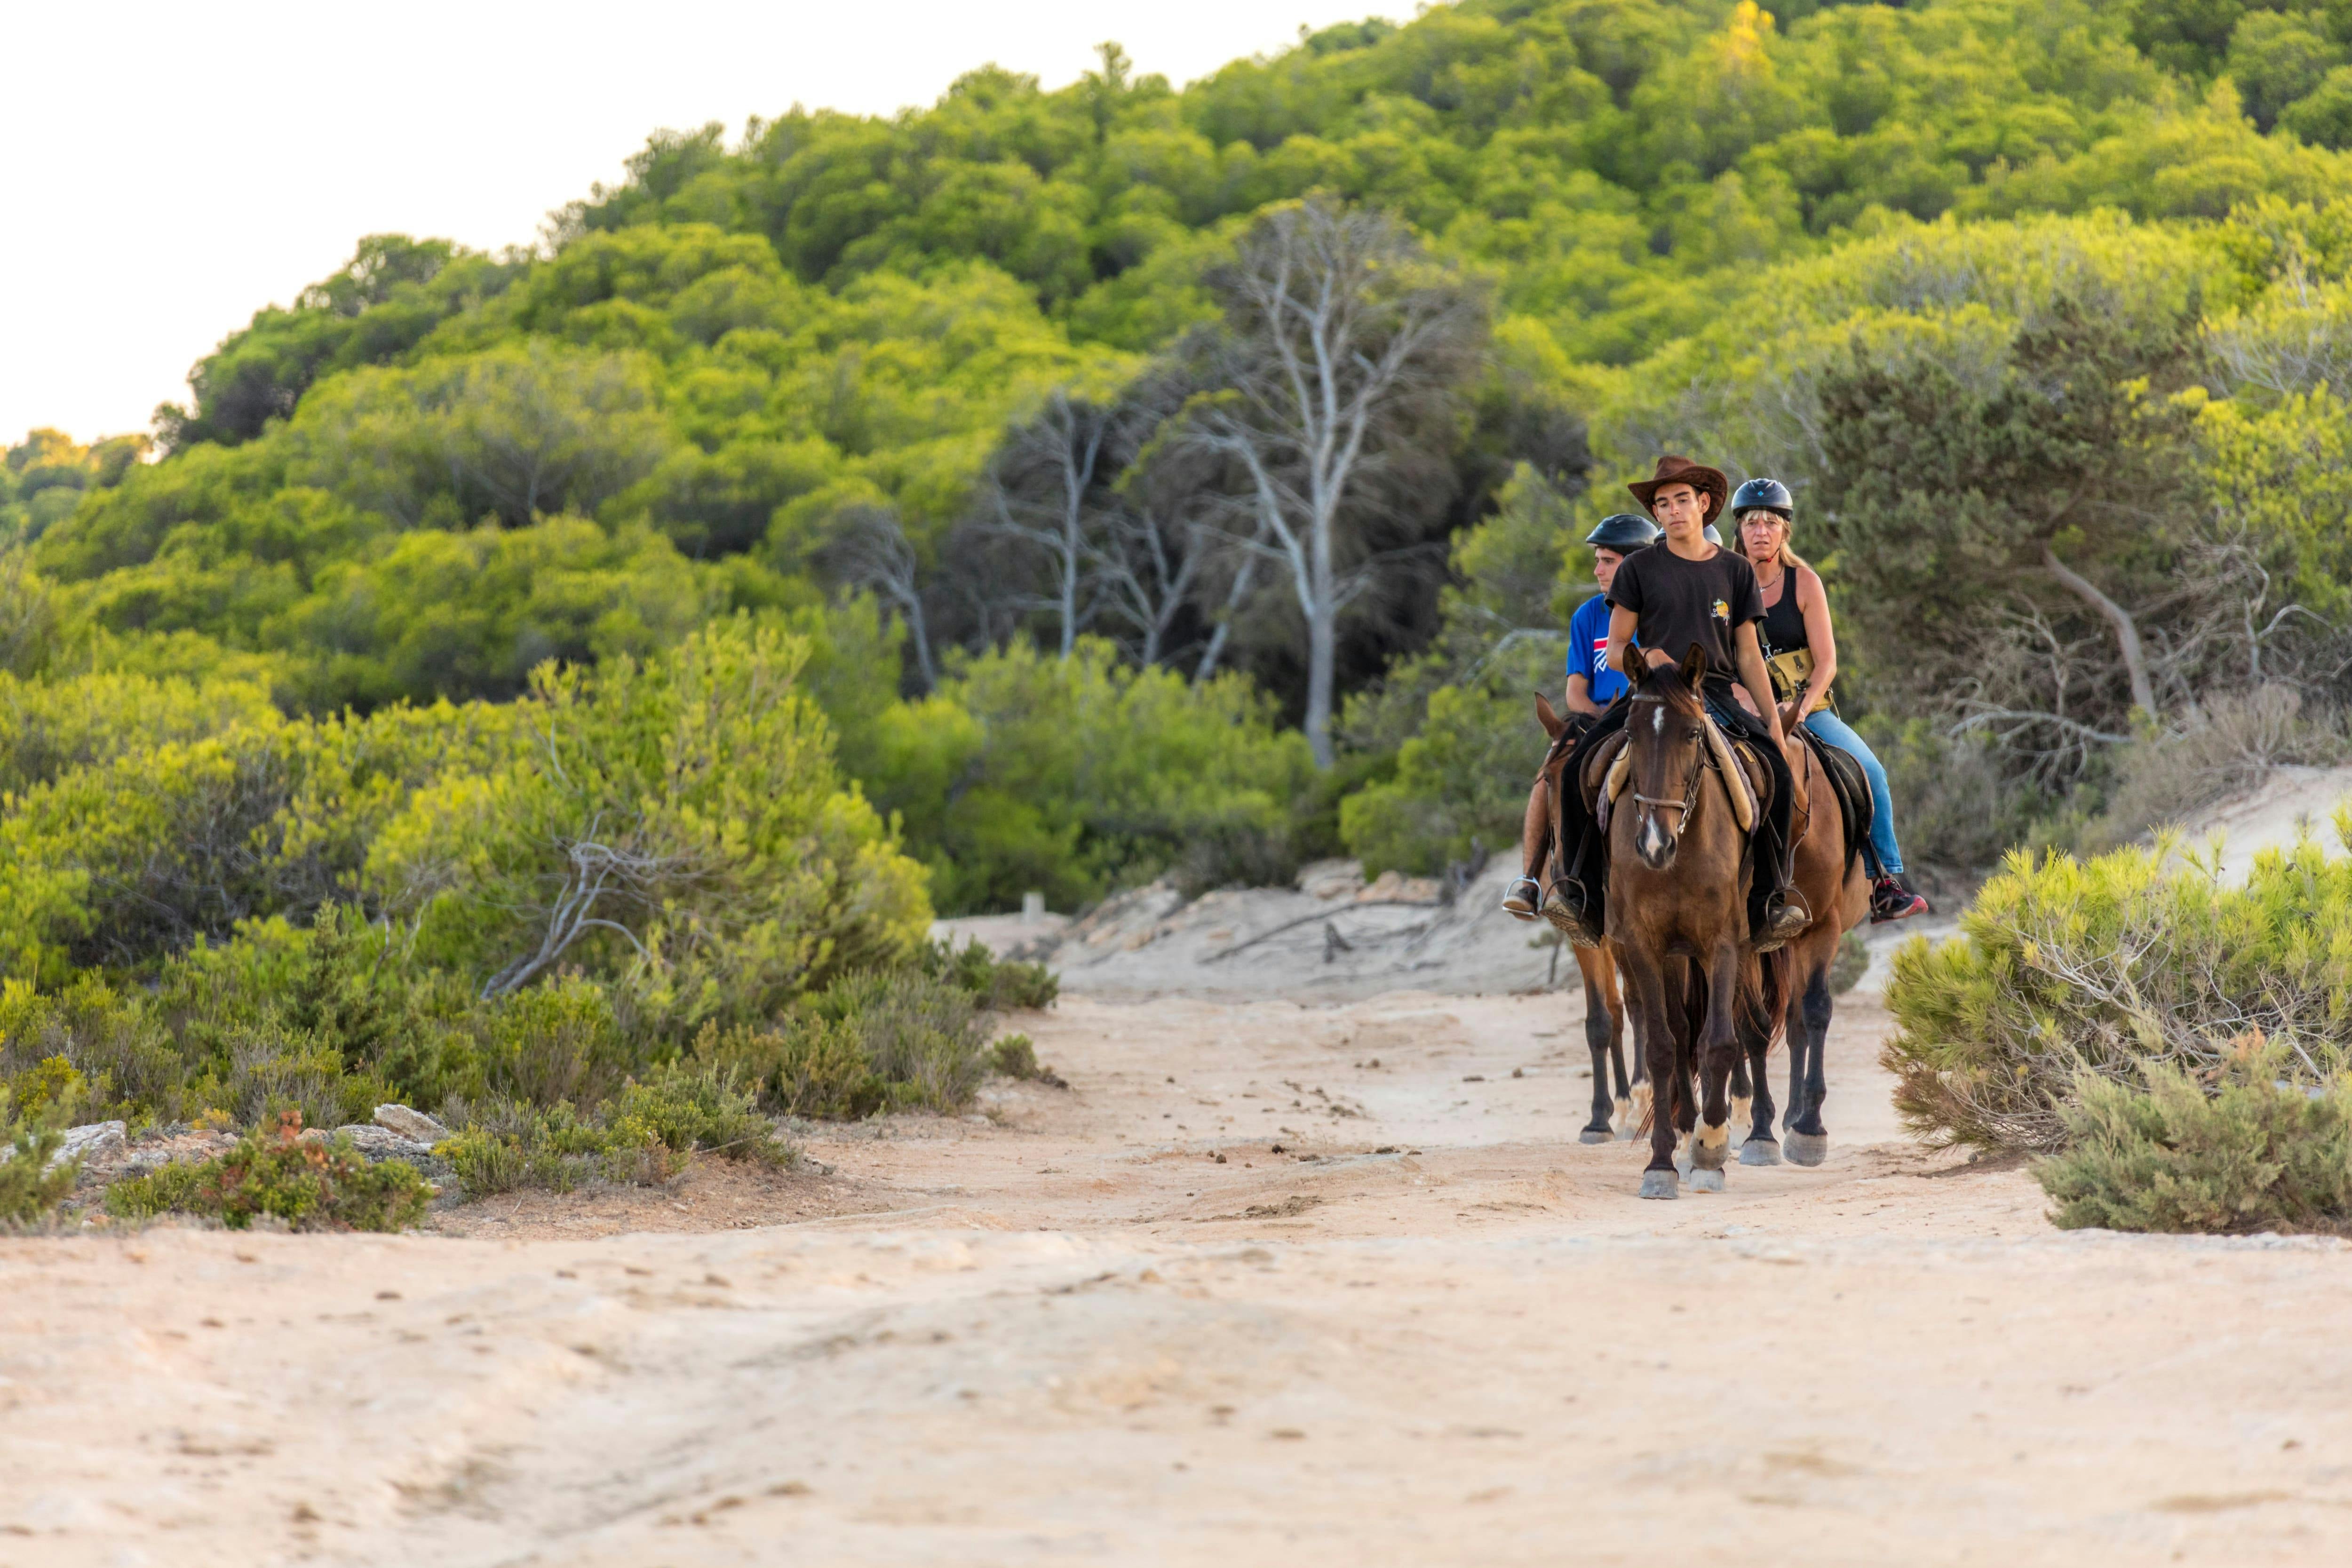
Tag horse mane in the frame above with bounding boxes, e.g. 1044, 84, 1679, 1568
1629, 652, 1705, 717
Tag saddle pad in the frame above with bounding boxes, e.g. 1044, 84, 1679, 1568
1800, 728, 1870, 871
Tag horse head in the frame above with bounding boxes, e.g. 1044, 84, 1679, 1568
1621, 643, 1712, 871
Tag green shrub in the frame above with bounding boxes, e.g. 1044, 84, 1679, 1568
0, 1085, 77, 1225
990, 1034, 1039, 1080
921, 936, 1058, 1011
2037, 1062, 2352, 1234
692, 1015, 880, 1118
104, 1111, 432, 1231
811, 969, 991, 1113
867, 639, 1314, 913
475, 976, 632, 1107
437, 1067, 787, 1197
1885, 827, 2352, 1152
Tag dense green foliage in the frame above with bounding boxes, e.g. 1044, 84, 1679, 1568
2037, 1060, 2352, 1234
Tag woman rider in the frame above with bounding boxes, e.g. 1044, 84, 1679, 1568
1502, 511, 1660, 919
1729, 477, 1931, 924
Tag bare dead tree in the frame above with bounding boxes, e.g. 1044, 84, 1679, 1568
1167, 197, 1487, 766
477, 818, 698, 1000
823, 504, 938, 689
977, 390, 1120, 658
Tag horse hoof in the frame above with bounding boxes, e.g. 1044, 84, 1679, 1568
1578, 1127, 1614, 1145
1639, 1169, 1679, 1200
1674, 1148, 1693, 1179
1616, 1119, 1641, 1142
1785, 1132, 1829, 1167
1686, 1167, 1725, 1193
1740, 1138, 1782, 1167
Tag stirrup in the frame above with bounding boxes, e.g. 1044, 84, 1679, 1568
1755, 892, 1810, 952
1542, 886, 1605, 949
1502, 876, 1541, 921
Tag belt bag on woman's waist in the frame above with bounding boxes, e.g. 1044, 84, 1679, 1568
1765, 647, 1835, 716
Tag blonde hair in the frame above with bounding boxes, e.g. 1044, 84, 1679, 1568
1733, 509, 1807, 573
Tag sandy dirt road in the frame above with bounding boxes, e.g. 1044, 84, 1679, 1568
6, 987, 2352, 1567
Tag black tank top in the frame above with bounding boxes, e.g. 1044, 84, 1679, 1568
1757, 565, 1807, 658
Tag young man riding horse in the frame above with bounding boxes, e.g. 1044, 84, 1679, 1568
1534, 454, 1810, 951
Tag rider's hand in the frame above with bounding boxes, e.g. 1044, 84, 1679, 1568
1778, 698, 1806, 734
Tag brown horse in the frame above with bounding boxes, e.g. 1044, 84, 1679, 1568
1580, 646, 1790, 1199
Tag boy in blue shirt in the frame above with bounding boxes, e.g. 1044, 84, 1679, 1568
1503, 514, 1658, 917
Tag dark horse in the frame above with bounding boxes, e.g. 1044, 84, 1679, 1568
1574, 646, 1797, 1198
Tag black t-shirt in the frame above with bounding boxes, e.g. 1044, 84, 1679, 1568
1605, 543, 1764, 693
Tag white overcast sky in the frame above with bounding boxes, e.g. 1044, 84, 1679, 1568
3, 1, 1389, 446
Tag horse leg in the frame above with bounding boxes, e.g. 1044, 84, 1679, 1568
1740, 992, 1781, 1166
1786, 959, 1835, 1167
1685, 940, 1740, 1192
1621, 949, 1682, 1199
1616, 968, 1646, 1142
1577, 947, 1618, 1144
1666, 958, 1698, 1178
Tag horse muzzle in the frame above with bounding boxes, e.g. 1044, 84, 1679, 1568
1635, 809, 1678, 870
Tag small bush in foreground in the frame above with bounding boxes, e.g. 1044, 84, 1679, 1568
1884, 831, 2352, 1152
104, 1112, 431, 1231
2038, 1062, 2352, 1234
0, 1086, 76, 1225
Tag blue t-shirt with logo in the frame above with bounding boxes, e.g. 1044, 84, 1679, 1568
1566, 591, 1631, 706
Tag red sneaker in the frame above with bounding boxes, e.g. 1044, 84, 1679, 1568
1870, 874, 1929, 923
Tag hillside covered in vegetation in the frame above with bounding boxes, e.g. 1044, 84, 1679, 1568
15, 0, 2352, 1201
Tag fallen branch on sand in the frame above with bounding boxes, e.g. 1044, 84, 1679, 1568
1199, 899, 1443, 963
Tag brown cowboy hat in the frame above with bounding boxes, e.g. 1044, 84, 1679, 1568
1627, 454, 1728, 524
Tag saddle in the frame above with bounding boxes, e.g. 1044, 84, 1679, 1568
1581, 712, 1765, 836
1796, 727, 1871, 872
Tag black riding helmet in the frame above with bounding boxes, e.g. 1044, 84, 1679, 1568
1730, 476, 1793, 518
1585, 513, 1661, 551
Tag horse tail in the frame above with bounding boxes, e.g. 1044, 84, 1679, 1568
1743, 946, 1791, 1051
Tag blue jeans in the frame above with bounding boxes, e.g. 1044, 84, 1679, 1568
1804, 709, 1902, 876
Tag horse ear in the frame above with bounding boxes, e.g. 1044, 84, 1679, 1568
1680, 641, 1708, 691
1620, 642, 1646, 684
1534, 692, 1565, 740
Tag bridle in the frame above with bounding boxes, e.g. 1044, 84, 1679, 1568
1626, 692, 1709, 838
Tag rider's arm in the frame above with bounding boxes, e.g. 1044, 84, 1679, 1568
1733, 622, 1788, 748
1793, 565, 1837, 714
1605, 605, 1659, 678
1565, 674, 1602, 718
